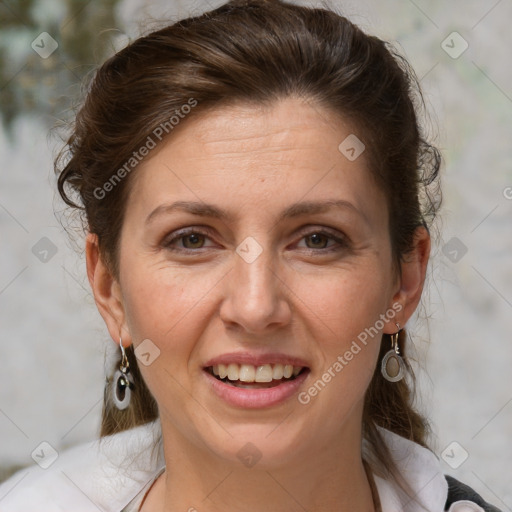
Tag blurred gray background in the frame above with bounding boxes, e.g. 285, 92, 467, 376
0, 0, 511, 506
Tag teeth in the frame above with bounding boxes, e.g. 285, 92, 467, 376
239, 364, 256, 382
255, 364, 273, 382
218, 364, 228, 379
227, 363, 238, 381
210, 363, 303, 382
272, 364, 284, 380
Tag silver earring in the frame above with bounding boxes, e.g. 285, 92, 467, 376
112, 337, 134, 410
381, 323, 405, 382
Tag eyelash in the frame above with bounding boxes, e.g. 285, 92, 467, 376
162, 226, 349, 254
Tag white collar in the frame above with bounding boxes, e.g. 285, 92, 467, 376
368, 427, 448, 512
0, 420, 454, 511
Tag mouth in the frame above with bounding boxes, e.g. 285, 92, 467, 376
204, 364, 308, 389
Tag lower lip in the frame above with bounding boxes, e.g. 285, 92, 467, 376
203, 369, 310, 409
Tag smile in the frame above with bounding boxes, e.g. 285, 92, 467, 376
203, 365, 310, 408
207, 363, 305, 387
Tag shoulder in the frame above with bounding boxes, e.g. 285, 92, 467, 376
0, 421, 164, 512
372, 426, 503, 512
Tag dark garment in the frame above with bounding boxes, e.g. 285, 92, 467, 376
445, 475, 503, 511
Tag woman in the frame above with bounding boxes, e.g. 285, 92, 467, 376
0, 0, 503, 510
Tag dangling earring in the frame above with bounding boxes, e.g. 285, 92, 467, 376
381, 322, 405, 382
112, 337, 135, 410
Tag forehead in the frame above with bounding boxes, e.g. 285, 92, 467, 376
125, 97, 385, 224
154, 97, 358, 162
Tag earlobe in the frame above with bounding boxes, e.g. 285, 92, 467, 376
85, 232, 131, 347
384, 226, 431, 334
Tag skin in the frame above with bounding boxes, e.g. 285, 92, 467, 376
86, 96, 430, 512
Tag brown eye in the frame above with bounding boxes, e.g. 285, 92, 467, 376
163, 228, 216, 252
181, 233, 206, 249
296, 229, 348, 253
304, 233, 330, 249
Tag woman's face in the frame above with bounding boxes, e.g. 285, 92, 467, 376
90, 97, 426, 468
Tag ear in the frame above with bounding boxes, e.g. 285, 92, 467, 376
85, 232, 132, 347
383, 225, 431, 334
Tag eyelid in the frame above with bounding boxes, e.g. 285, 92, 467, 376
295, 225, 348, 241
162, 226, 218, 249
162, 225, 349, 252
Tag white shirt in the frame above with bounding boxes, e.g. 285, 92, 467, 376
0, 420, 484, 512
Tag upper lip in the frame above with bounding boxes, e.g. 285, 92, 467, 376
203, 352, 310, 369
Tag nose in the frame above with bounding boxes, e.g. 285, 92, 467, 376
219, 242, 292, 334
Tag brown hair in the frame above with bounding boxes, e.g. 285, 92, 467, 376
55, 0, 441, 500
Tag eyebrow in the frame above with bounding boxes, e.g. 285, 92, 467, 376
145, 199, 369, 226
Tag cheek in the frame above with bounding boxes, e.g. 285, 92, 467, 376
292, 266, 391, 339
291, 268, 389, 396
121, 252, 391, 359
294, 277, 386, 431
120, 263, 223, 364
120, 269, 208, 405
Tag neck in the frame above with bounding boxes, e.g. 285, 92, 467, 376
144, 417, 376, 512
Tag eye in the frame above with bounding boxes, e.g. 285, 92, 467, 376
163, 228, 215, 251
295, 229, 348, 253
162, 227, 349, 254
